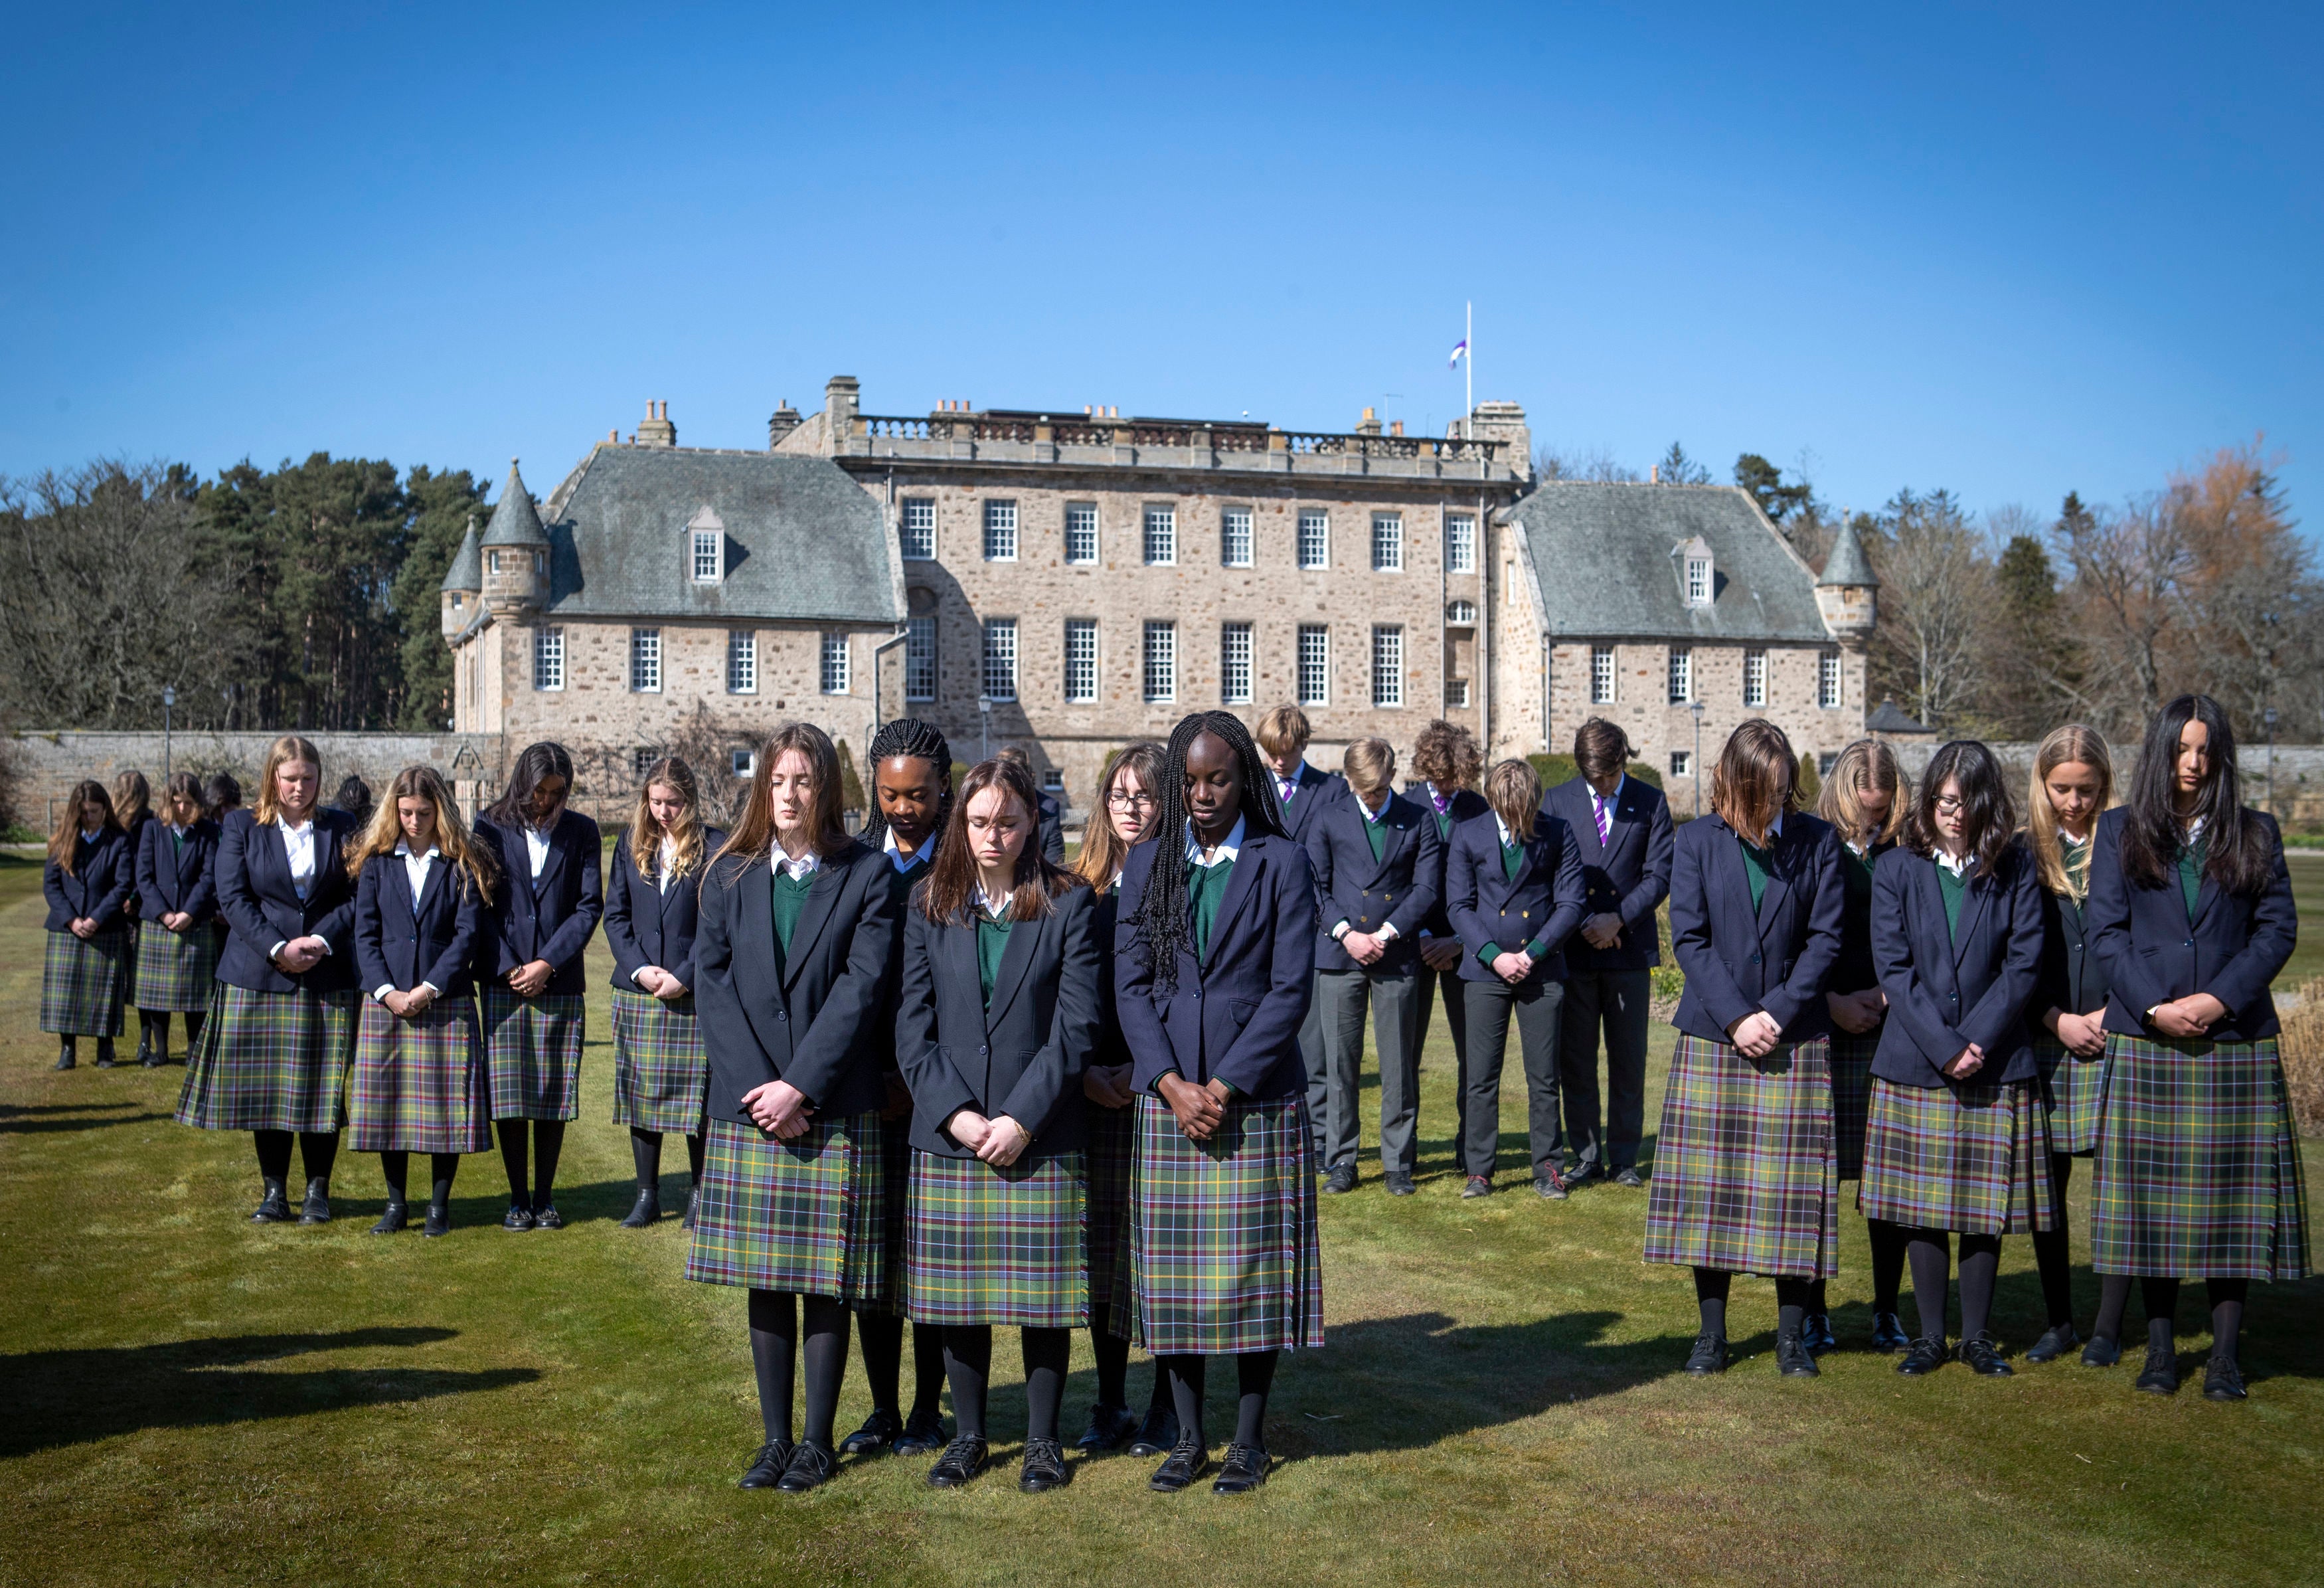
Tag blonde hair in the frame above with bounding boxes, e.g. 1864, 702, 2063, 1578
1710, 719, 1798, 847
345, 766, 499, 898
1343, 737, 1396, 796
1484, 758, 1544, 838
1816, 739, 1909, 848
1254, 704, 1312, 758
252, 736, 324, 825
628, 757, 707, 883
2027, 724, 2115, 900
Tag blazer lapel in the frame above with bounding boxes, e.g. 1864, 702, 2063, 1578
985, 909, 1042, 1032
533, 822, 568, 899
1953, 863, 1993, 968
175, 831, 203, 895
1201, 836, 1263, 968
781, 859, 845, 989
1366, 804, 1411, 887
412, 854, 445, 921
1753, 826, 1793, 941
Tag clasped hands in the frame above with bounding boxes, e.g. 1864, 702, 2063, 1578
946, 1107, 1031, 1166
1825, 987, 1886, 1035
271, 936, 328, 974
634, 965, 690, 1002
380, 984, 438, 1019
506, 958, 554, 997
2149, 992, 2228, 1040
741, 1078, 815, 1140
1491, 949, 1535, 986
1340, 929, 1388, 966
1726, 1009, 1784, 1059
1578, 911, 1625, 951
1082, 1063, 1135, 1109
1157, 1073, 1232, 1142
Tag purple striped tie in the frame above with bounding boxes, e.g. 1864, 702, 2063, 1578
1595, 794, 1611, 848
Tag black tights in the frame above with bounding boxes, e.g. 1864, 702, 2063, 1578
1903, 1229, 2001, 1342
495, 1120, 566, 1209
2092, 1277, 2250, 1362
857, 1314, 948, 1419
58, 1036, 118, 1061
1157, 1352, 1278, 1451
628, 1127, 705, 1193
135, 1009, 202, 1059
381, 1151, 460, 1207
1086, 1302, 1168, 1416
748, 1289, 851, 1449
942, 1325, 1069, 1443
2028, 1153, 2078, 1328
1693, 1267, 1815, 1340
254, 1129, 338, 1187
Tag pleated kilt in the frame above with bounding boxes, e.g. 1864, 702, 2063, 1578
40, 927, 127, 1037
609, 989, 707, 1133
906, 1149, 1090, 1329
861, 1104, 916, 1318
174, 984, 357, 1133
2035, 1035, 2111, 1157
1829, 1031, 1880, 1181
1859, 1075, 2055, 1235
1087, 1101, 1139, 1330
2090, 1034, 2311, 1282
686, 1112, 887, 1302
1643, 1033, 1838, 1280
347, 997, 491, 1154
481, 988, 585, 1121
1132, 1093, 1324, 1356
131, 920, 219, 1012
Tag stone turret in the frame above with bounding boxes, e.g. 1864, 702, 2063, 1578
480, 459, 549, 614
439, 513, 482, 638
1463, 400, 1533, 480
1815, 515, 1878, 644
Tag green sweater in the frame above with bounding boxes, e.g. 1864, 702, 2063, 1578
771, 865, 815, 962
1188, 857, 1235, 960
977, 909, 1013, 1008
1936, 859, 1968, 939
2179, 835, 2206, 920
1738, 837, 1774, 912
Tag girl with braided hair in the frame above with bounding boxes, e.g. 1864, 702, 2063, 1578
1115, 712, 1323, 1496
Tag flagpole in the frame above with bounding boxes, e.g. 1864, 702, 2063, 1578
1464, 301, 1473, 437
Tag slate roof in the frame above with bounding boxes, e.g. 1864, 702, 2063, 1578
1867, 697, 1933, 735
440, 516, 482, 592
1817, 515, 1878, 587
481, 460, 549, 548
531, 444, 901, 624
1508, 482, 1833, 645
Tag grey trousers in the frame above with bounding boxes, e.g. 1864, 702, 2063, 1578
1412, 956, 1472, 1173
1300, 992, 1329, 1157
1558, 968, 1654, 1173
1312, 967, 1422, 1174
1462, 976, 1566, 1180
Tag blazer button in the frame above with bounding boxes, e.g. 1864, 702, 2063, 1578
1522, 910, 1531, 919
2184, 940, 2193, 948
776, 1010, 788, 1021
979, 1045, 989, 1055
1751, 954, 1761, 964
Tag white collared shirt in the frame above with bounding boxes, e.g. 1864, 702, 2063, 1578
1935, 848, 1973, 877
1185, 814, 1246, 868
2185, 814, 2208, 845
1355, 793, 1386, 825
1590, 774, 1627, 830
657, 834, 679, 895
371, 839, 440, 1002
1493, 812, 1525, 847
80, 826, 103, 844
280, 817, 317, 899
975, 880, 1013, 919
883, 828, 930, 875
524, 822, 553, 879
774, 845, 821, 883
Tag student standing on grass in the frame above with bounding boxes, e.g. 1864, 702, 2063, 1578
175, 737, 360, 1225
2084, 694, 2306, 1401
473, 742, 602, 1233
1542, 719, 1673, 1193
1812, 739, 1912, 1355
112, 770, 154, 1064
42, 779, 132, 1071
1253, 703, 1346, 1167
606, 756, 725, 1231
689, 723, 900, 1494
1407, 720, 1490, 1176
130, 772, 220, 1069
1116, 712, 1323, 1496
1861, 741, 2050, 1381
2022, 725, 2119, 1366
347, 767, 495, 1238
1306, 737, 1442, 1197
839, 717, 958, 1462
1643, 719, 1845, 1379
896, 758, 1098, 1494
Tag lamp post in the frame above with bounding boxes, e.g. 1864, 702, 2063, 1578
2265, 705, 2279, 815
978, 693, 993, 762
1689, 699, 1706, 817
162, 685, 176, 785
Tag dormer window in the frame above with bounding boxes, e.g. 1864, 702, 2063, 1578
688, 505, 726, 584
1675, 536, 1714, 608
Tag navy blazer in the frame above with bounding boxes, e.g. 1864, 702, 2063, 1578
693, 841, 900, 1125
1270, 762, 1347, 848
475, 810, 604, 996
1667, 812, 1846, 1046
1870, 845, 2044, 1087
2037, 858, 2112, 1022
1306, 791, 1442, 974
1445, 810, 1589, 985
42, 828, 133, 933
604, 826, 728, 991
896, 885, 1100, 1157
118, 812, 153, 919
2086, 805, 2295, 1043
353, 852, 487, 999
135, 819, 220, 926
1035, 790, 1066, 867
1829, 837, 1898, 999
1115, 829, 1318, 1099
1412, 785, 1491, 942
1088, 878, 1137, 1074
1542, 775, 1674, 972
214, 808, 362, 994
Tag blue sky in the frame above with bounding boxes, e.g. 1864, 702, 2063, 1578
3, 3, 2315, 527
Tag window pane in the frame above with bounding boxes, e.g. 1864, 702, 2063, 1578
1667, 646, 1691, 704
1297, 510, 1329, 569
982, 618, 1017, 701
1445, 515, 1477, 574
1065, 618, 1098, 703
905, 616, 938, 702
901, 499, 936, 560
983, 500, 1017, 561
1590, 644, 1615, 705
1371, 625, 1404, 707
1819, 650, 1842, 709
1221, 507, 1253, 568
631, 628, 661, 693
1220, 622, 1253, 705
534, 627, 564, 691
1371, 515, 1403, 573
693, 530, 720, 581
1743, 648, 1767, 708
1143, 620, 1176, 702
728, 630, 756, 693
821, 634, 850, 695
1143, 505, 1176, 565
1065, 503, 1099, 565
1671, 750, 1691, 777
1297, 624, 1329, 705
1444, 679, 1469, 709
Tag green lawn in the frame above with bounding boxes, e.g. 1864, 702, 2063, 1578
2280, 852, 2323, 992
3, 851, 2321, 1587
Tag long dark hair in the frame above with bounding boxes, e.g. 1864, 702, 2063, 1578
857, 717, 954, 854
487, 741, 574, 829
1125, 711, 1288, 997
1710, 719, 1799, 847
918, 758, 1080, 925
2121, 693, 2275, 895
1907, 739, 2016, 879
48, 779, 118, 873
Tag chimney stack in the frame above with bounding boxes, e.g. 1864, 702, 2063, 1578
636, 400, 677, 448
766, 399, 803, 450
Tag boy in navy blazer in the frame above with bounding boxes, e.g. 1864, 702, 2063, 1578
1254, 704, 1346, 1160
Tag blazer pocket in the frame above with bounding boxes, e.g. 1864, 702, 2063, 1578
1228, 998, 1259, 1028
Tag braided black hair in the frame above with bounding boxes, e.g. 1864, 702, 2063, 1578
1125, 711, 1287, 998
857, 716, 954, 854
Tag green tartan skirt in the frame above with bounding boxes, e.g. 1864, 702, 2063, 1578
1087, 1101, 1139, 1330
41, 926, 127, 1037
1132, 1093, 1323, 1356
610, 988, 707, 1133
131, 920, 217, 1013
906, 1149, 1090, 1329
686, 1112, 888, 1302
2035, 1034, 2112, 1157
1643, 1033, 1839, 1281
2091, 1035, 2311, 1281
481, 988, 586, 1122
1859, 1075, 2056, 1235
348, 996, 491, 1154
174, 984, 357, 1133
1829, 1030, 1880, 1182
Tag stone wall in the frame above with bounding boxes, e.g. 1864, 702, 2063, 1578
1890, 739, 2324, 822
10, 731, 500, 828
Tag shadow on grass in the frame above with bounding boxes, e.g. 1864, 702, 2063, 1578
0, 1104, 174, 1135
0, 1326, 540, 1457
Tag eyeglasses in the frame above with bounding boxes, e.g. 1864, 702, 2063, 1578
1934, 796, 1965, 816
1107, 792, 1157, 812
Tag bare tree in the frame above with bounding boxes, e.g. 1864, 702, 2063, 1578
2053, 489, 2191, 732
1868, 488, 1990, 732
1535, 444, 1641, 484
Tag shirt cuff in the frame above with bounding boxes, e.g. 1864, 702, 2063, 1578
632, 966, 655, 987
1524, 938, 1548, 959
373, 984, 395, 1002
1331, 920, 1351, 940
270, 940, 289, 960
419, 981, 439, 998
1477, 942, 1504, 966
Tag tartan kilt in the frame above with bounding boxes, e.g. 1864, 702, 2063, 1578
610, 989, 708, 1133
481, 988, 586, 1121
2090, 1035, 2311, 1282
131, 920, 219, 1012
40, 927, 127, 1037
1088, 1101, 1139, 1330
348, 996, 492, 1154
686, 1112, 887, 1302
1829, 1031, 1880, 1181
173, 984, 356, 1133
861, 1104, 917, 1318
906, 1149, 1090, 1328
1859, 1075, 2056, 1235
1643, 1033, 1839, 1280
2036, 1035, 2112, 1157
1132, 1093, 1323, 1356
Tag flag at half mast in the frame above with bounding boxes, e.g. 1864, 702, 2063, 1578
1448, 338, 1469, 369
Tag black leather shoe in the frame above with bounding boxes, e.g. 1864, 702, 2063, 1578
1777, 1334, 1820, 1377
2080, 1334, 2122, 1367
682, 1190, 700, 1230
1564, 1162, 1601, 1190
620, 1189, 660, 1229
1322, 1164, 1358, 1195
141, 1045, 165, 1069
738, 1439, 794, 1488
1614, 1166, 1645, 1188
1870, 1310, 1910, 1353
52, 1042, 75, 1071
840, 1407, 902, 1456
2202, 1356, 2248, 1401
250, 1186, 292, 1224
501, 1204, 536, 1231
533, 1205, 564, 1230
297, 1182, 332, 1225
94, 1047, 120, 1069
1685, 1334, 1728, 1375
1126, 1405, 1179, 1458
2135, 1347, 2180, 1395
1076, 1403, 1136, 1453
926, 1434, 989, 1488
776, 1440, 836, 1492
423, 1203, 451, 1238
1957, 1332, 2013, 1376
1461, 1176, 1494, 1199
1384, 1172, 1416, 1197
1019, 1436, 1069, 1492
1535, 1172, 1568, 1201
2025, 1323, 2080, 1364
1148, 1436, 1206, 1492
1802, 1313, 1837, 1356
894, 1407, 948, 1456
135, 1033, 153, 1066
1212, 1442, 1270, 1494
1896, 1336, 1949, 1376
369, 1202, 408, 1235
